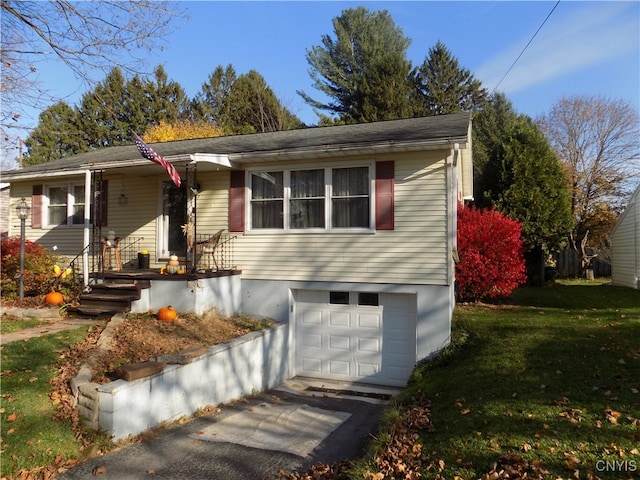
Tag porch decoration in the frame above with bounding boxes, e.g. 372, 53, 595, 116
45, 291, 64, 306
138, 250, 150, 269
157, 306, 177, 322
53, 265, 72, 279
166, 254, 180, 274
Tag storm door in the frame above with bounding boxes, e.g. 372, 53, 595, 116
159, 181, 187, 258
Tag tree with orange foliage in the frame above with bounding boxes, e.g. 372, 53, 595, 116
142, 120, 224, 142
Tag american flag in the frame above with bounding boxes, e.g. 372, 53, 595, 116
132, 132, 181, 187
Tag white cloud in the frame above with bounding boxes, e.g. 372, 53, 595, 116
477, 2, 639, 93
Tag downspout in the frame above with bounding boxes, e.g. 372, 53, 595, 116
83, 170, 91, 288
450, 143, 460, 288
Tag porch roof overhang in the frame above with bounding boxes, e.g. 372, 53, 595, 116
2, 113, 471, 182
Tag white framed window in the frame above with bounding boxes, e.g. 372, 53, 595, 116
247, 164, 373, 232
45, 183, 87, 226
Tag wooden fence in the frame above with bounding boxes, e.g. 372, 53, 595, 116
554, 249, 611, 278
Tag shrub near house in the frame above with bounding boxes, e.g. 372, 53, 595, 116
456, 205, 527, 302
0, 237, 56, 298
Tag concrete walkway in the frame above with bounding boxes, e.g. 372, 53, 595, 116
55, 382, 389, 480
1, 307, 103, 345
2, 308, 395, 479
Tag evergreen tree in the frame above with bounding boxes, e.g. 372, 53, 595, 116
23, 101, 88, 165
149, 65, 191, 123
299, 7, 413, 123
24, 65, 193, 161
77, 67, 130, 147
413, 41, 488, 115
228, 70, 303, 133
472, 93, 517, 199
193, 65, 302, 134
474, 95, 573, 284
192, 64, 237, 126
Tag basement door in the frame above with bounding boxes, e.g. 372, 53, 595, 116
293, 290, 416, 387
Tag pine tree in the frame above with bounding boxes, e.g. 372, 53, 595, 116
413, 41, 488, 116
228, 70, 304, 133
474, 95, 573, 283
193, 65, 303, 134
299, 7, 413, 123
23, 102, 88, 165
192, 64, 237, 126
77, 67, 130, 147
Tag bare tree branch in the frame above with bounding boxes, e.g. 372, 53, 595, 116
1, 0, 186, 154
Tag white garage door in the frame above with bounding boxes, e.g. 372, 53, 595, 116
293, 290, 416, 387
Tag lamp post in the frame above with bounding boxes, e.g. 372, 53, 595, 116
16, 197, 30, 301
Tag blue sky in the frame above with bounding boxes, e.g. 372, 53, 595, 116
8, 1, 640, 160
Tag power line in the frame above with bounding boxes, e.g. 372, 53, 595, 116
493, 0, 561, 93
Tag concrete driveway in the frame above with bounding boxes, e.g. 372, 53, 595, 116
56, 379, 397, 480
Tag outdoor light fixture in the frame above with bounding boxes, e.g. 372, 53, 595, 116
118, 176, 128, 205
16, 197, 30, 221
15, 197, 30, 300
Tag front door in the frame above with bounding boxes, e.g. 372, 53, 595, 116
159, 181, 187, 258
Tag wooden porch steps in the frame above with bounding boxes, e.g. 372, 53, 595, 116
69, 279, 151, 317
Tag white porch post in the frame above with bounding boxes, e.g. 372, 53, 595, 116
83, 169, 91, 288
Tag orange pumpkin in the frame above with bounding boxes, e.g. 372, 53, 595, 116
158, 306, 177, 322
45, 291, 64, 305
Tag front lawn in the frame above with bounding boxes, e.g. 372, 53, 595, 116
400, 280, 640, 479
0, 325, 112, 479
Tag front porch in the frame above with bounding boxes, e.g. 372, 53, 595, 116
73, 269, 242, 317
65, 229, 240, 316
92, 231, 237, 274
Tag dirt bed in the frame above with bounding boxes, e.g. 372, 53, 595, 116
90, 311, 272, 383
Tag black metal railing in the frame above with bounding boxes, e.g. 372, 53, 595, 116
97, 236, 144, 273
60, 235, 145, 280
193, 231, 237, 272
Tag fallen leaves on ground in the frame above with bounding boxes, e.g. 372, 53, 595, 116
4, 309, 270, 480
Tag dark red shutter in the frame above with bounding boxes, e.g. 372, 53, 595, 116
31, 185, 43, 228
375, 161, 395, 230
229, 170, 245, 232
95, 180, 108, 227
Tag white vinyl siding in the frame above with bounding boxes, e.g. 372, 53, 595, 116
233, 151, 450, 285
610, 187, 640, 289
10, 175, 160, 264
9, 147, 456, 286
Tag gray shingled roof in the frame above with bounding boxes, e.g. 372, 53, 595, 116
2, 113, 470, 180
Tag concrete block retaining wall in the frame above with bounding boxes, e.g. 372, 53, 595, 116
95, 323, 289, 440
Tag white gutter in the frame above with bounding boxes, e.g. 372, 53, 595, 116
189, 153, 236, 169
83, 170, 91, 288
2, 169, 88, 181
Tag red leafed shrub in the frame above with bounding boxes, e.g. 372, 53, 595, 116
456, 204, 527, 302
1, 236, 57, 298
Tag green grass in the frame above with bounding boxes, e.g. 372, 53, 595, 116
0, 316, 50, 334
0, 326, 110, 478
375, 280, 640, 479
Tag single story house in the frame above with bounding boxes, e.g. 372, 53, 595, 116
3, 113, 473, 387
610, 184, 640, 289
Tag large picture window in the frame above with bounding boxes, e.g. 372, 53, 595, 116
46, 184, 87, 226
248, 165, 372, 231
